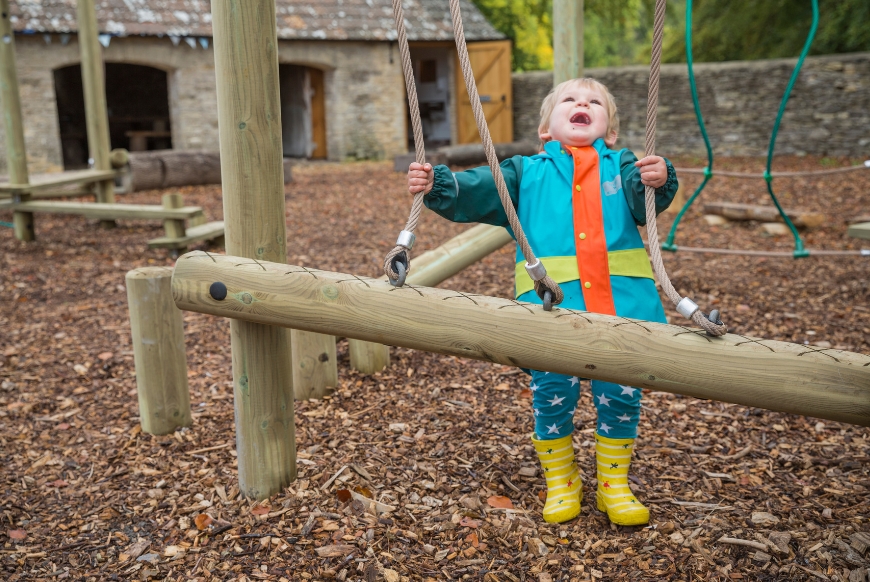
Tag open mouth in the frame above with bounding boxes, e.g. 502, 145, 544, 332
570, 112, 591, 125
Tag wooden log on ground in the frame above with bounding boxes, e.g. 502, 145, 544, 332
702, 201, 826, 228
848, 222, 870, 241
77, 0, 115, 229
0, 1, 33, 241
435, 141, 539, 167
126, 267, 191, 435
129, 150, 293, 192
172, 251, 870, 427
348, 223, 514, 373
212, 0, 295, 500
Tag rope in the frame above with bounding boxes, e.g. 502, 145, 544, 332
384, 0, 563, 306
382, 0, 428, 283
642, 0, 727, 336
664, 0, 821, 259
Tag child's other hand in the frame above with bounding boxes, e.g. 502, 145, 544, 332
407, 162, 434, 195
634, 156, 668, 188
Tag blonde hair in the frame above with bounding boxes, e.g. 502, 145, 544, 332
538, 78, 620, 149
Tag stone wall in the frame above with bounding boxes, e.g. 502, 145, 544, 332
0, 35, 406, 174
513, 52, 870, 158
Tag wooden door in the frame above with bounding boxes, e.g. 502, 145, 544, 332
455, 40, 513, 144
309, 68, 327, 159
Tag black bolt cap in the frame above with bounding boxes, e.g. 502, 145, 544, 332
209, 281, 228, 301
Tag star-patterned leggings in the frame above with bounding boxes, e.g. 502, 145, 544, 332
530, 370, 641, 440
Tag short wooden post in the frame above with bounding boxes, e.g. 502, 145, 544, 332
291, 330, 338, 400
349, 340, 390, 375
161, 192, 188, 251
77, 0, 116, 229
126, 267, 191, 435
212, 0, 295, 499
0, 1, 33, 241
553, 0, 584, 86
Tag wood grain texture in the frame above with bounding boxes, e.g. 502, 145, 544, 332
0, 0, 33, 241
173, 251, 870, 427
76, 0, 114, 209
212, 0, 295, 500
848, 222, 870, 241
7, 201, 204, 220
553, 0, 584, 86
349, 223, 513, 373
291, 330, 338, 400
126, 267, 191, 435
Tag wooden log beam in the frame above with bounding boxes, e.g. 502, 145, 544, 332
77, 0, 115, 230
553, 0, 584, 86
703, 201, 826, 229
0, 0, 34, 241
348, 223, 514, 373
847, 222, 870, 241
126, 267, 192, 435
212, 0, 295, 500
172, 251, 870, 427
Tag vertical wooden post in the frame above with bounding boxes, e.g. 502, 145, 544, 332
212, 0, 295, 499
291, 330, 337, 400
161, 192, 188, 250
349, 340, 390, 375
553, 0, 584, 86
0, 1, 33, 241
76, 0, 115, 229
126, 267, 191, 435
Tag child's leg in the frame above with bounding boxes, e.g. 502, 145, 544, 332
590, 380, 649, 526
529, 371, 583, 523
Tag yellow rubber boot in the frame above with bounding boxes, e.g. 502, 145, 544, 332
595, 433, 649, 526
531, 434, 583, 523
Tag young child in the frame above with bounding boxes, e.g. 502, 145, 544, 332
406, 78, 678, 526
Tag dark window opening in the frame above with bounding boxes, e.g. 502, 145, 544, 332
279, 64, 326, 159
54, 63, 171, 169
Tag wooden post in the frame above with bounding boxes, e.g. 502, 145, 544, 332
162, 192, 188, 252
349, 223, 514, 374
553, 0, 584, 86
172, 252, 870, 428
291, 330, 337, 400
212, 0, 295, 499
76, 0, 115, 229
126, 267, 191, 435
0, 1, 33, 241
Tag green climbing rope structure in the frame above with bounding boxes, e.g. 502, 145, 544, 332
663, 0, 819, 259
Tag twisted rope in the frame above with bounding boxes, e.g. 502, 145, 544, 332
643, 0, 727, 336
446, 0, 563, 306
383, 0, 428, 282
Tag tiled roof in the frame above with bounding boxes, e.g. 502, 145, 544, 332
10, 0, 504, 42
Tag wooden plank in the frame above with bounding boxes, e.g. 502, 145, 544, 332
212, 0, 295, 500
553, 0, 584, 85
9, 201, 204, 221
148, 221, 226, 249
348, 223, 513, 373
703, 201, 826, 228
0, 169, 116, 195
0, 0, 33, 241
126, 267, 191, 435
847, 222, 870, 241
77, 0, 115, 215
172, 251, 870, 428
309, 68, 327, 160
456, 40, 514, 144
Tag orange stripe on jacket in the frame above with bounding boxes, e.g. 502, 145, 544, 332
569, 146, 616, 315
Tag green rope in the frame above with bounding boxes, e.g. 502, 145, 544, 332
0, 221, 12, 228
663, 0, 819, 259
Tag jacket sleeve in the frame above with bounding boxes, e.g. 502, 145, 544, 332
423, 155, 524, 228
620, 150, 679, 226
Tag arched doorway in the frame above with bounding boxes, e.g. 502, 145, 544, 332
278, 64, 327, 159
54, 63, 171, 169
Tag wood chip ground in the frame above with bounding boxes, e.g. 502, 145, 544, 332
1, 155, 869, 581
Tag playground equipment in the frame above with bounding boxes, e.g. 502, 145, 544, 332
664, 0, 870, 257
0, 0, 223, 250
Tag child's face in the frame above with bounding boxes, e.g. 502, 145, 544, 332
540, 82, 615, 148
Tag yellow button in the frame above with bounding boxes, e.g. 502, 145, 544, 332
575, 185, 582, 191
560, 149, 566, 155
578, 233, 586, 240
584, 282, 592, 289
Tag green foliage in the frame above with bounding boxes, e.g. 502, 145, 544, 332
663, 0, 870, 63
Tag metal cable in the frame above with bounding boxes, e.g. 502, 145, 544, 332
643, 0, 727, 336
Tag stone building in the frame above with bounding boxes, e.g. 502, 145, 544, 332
3, 0, 511, 174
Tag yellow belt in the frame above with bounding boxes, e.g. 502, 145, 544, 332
514, 249, 655, 298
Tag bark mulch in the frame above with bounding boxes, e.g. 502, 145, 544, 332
1, 155, 869, 582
